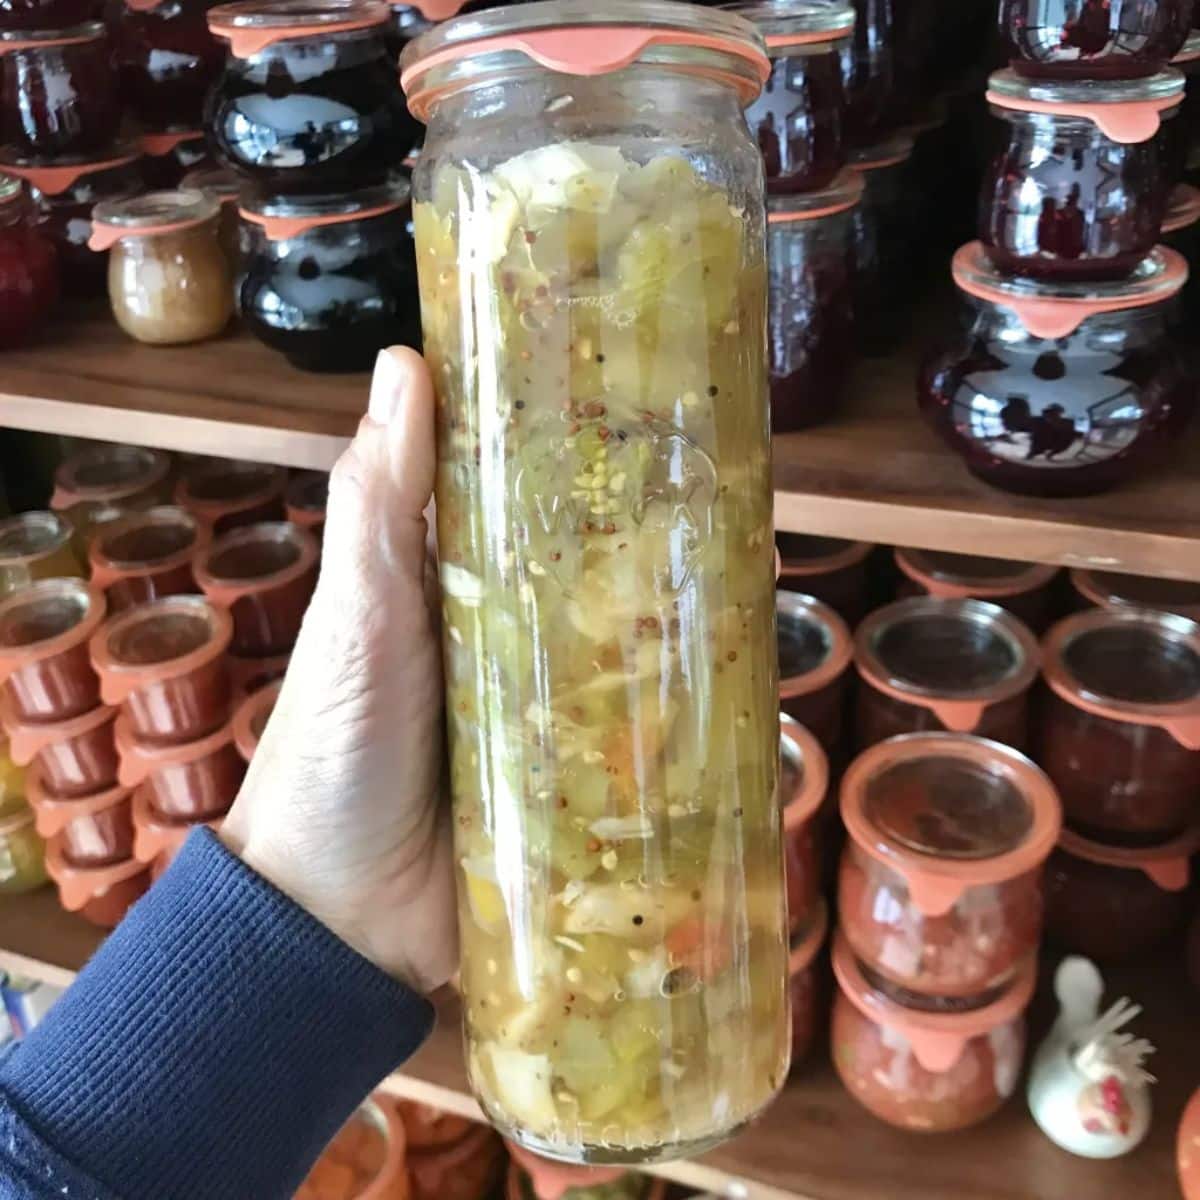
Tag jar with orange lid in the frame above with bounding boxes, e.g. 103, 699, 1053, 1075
776, 533, 874, 624
838, 732, 1060, 1006
52, 444, 173, 537
175, 459, 287, 536
88, 506, 206, 613
1069, 563, 1200, 622
0, 175, 58, 350
90, 190, 234, 346
780, 713, 828, 930
777, 590, 852, 761
0, 512, 81, 598
1037, 608, 1200, 840
0, 803, 49, 893
854, 597, 1041, 752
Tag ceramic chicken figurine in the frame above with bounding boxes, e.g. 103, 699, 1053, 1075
1027, 956, 1156, 1158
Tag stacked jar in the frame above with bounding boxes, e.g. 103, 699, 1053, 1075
921, 8, 1195, 497
204, 0, 422, 371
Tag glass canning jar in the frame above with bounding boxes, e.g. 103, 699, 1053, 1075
0, 174, 57, 350
1070, 564, 1200, 621
839, 0, 893, 148
981, 69, 1183, 283
0, 24, 120, 158
1038, 608, 1200, 840
734, 0, 853, 194
88, 506, 205, 613
777, 590, 851, 761
181, 165, 240, 266
89, 190, 234, 346
51, 444, 173, 538
1000, 0, 1192, 80
140, 129, 213, 189
205, 0, 418, 192
401, 0, 788, 1163
175, 459, 287, 534
776, 532, 874, 624
0, 512, 80, 598
0, 0, 101, 29
838, 732, 1060, 1005
920, 242, 1193, 498
767, 170, 861, 432
854, 597, 1041, 752
239, 181, 421, 372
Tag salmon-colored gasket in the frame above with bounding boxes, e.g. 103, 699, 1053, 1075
780, 712, 828, 831
0, 580, 106, 682
140, 129, 203, 157
53, 445, 171, 510
1069, 566, 1200, 621
231, 678, 280, 762
44, 834, 148, 911
1056, 824, 1199, 892
175, 463, 288, 529
952, 241, 1188, 340
778, 537, 873, 576
209, 13, 386, 57
840, 732, 1062, 917
130, 783, 225, 864
0, 31, 101, 52
26, 762, 132, 839
125, 0, 164, 11
768, 173, 862, 222
89, 213, 213, 252
239, 202, 403, 241
1041, 609, 1200, 749
194, 521, 319, 608
113, 710, 236, 789
90, 595, 233, 707
0, 153, 141, 197
88, 507, 207, 591
985, 86, 1179, 143
832, 931, 1035, 1074
1164, 184, 1200, 234
788, 896, 828, 977
893, 548, 1058, 602
854, 597, 1040, 734
765, 26, 851, 49
0, 693, 117, 766
778, 592, 852, 699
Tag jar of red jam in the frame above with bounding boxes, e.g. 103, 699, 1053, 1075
781, 713, 828, 930
505, 1140, 665, 1200
0, 0, 101, 29
768, 171, 861, 431
1, 150, 144, 297
734, 0, 854, 194
921, 242, 1192, 498
1038, 608, 1200, 840
893, 549, 1060, 634
2, 696, 119, 797
194, 521, 319, 657
284, 471, 328, 538
175, 459, 287, 535
0, 175, 57, 349
139, 129, 213, 189
88, 507, 206, 614
1000, 0, 1192, 80
831, 931, 1032, 1132
849, 135, 915, 357
839, 732, 1059, 1005
776, 533, 874, 625
839, 0, 894, 148
778, 589, 851, 761
854, 597, 1041, 752
91, 595, 234, 745
116, 0, 225, 132
1043, 824, 1198, 961
232, 677, 278, 762
0, 511, 81, 599
789, 898, 828, 1071
27, 764, 134, 867
52, 444, 173, 539
1070, 565, 1200, 622
981, 69, 1182, 282
0, 23, 120, 158
205, 0, 418, 192
0, 579, 106, 723
44, 837, 150, 926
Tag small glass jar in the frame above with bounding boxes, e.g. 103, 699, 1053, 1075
1070, 564, 1200, 621
232, 677, 278, 762
44, 839, 150, 925
0, 512, 81, 598
88, 506, 206, 613
788, 899, 827, 1071
778, 590, 852, 760
921, 242, 1193, 497
116, 0, 225, 132
849, 135, 915, 356
839, 0, 894, 148
768, 171, 861, 431
0, 175, 57, 350
1000, 0, 1192, 80
838, 732, 1060, 1005
181, 165, 240, 266
296, 1098, 409, 1200
0, 0, 101, 29
1043, 824, 1197, 961
0, 23, 120, 158
736, 0, 854, 194
981, 69, 1182, 282
175, 459, 287, 535
2, 699, 119, 798
284, 471, 328, 538
831, 931, 1031, 1132
90, 190, 234, 346
893, 549, 1060, 634
854, 597, 1041, 752
1038, 608, 1200, 840
205, 0, 418, 192
0, 804, 48, 893
140, 129, 213, 189
780, 713, 828, 931
27, 766, 134, 867
52, 444, 173, 538
776, 533, 874, 624
239, 181, 420, 372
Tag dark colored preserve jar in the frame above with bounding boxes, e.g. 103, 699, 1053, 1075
205, 0, 418, 192
1000, 0, 1192, 80
0, 24, 120, 158
776, 532, 873, 624
778, 590, 852, 762
768, 171, 861, 431
240, 180, 420, 372
1038, 608, 1200, 841
1070, 564, 1200, 622
0, 0, 100, 29
140, 130, 212, 189
839, 0, 893, 148
1169, 34, 1200, 184
1163, 182, 1200, 327
735, 0, 854, 194
0, 174, 57, 349
854, 597, 1041, 752
921, 242, 1193, 497
88, 506, 206, 613
981, 69, 1182, 282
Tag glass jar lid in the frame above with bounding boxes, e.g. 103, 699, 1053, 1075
0, 512, 72, 566
768, 168, 862, 221
89, 190, 219, 251
52, 444, 171, 508
239, 179, 410, 239
90, 508, 204, 587
400, 0, 770, 119
894, 548, 1058, 600
177, 458, 287, 509
0, 578, 105, 663
0, 21, 105, 49
723, 0, 854, 50
848, 133, 913, 171
208, 0, 390, 55
1070, 567, 1200, 622
777, 590, 851, 697
780, 712, 828, 828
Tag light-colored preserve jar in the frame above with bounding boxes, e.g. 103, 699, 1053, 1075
89, 189, 233, 345
402, 0, 786, 1165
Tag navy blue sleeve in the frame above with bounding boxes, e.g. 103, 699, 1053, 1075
0, 829, 436, 1200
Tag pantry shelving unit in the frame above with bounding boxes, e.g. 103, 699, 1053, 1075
2, 305, 1199, 1200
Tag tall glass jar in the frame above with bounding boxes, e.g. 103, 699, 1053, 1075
401, 0, 788, 1164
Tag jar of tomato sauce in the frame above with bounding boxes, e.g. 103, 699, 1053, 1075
88, 507, 206, 614
778, 590, 852, 761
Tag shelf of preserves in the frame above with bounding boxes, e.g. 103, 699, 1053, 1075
0, 887, 1194, 1200
3, 306, 1200, 577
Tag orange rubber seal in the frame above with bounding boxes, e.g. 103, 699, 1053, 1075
0, 153, 140, 196
1056, 823, 1199, 891
765, 26, 851, 48
239, 201, 403, 240
0, 31, 100, 52
985, 86, 1179, 143
780, 714, 828, 832
209, 14, 386, 56
88, 214, 213, 251
141, 129, 203, 157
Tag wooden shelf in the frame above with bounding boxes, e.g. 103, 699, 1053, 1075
2, 889, 1194, 1200
3, 308, 1200, 579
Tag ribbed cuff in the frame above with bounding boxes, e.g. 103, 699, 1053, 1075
0, 829, 435, 1200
